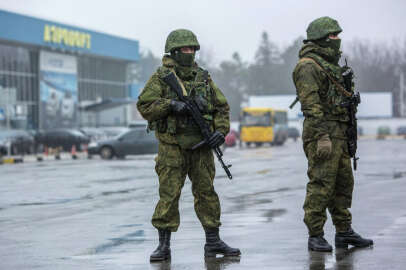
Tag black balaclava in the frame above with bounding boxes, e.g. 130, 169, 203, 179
315, 36, 342, 64
171, 49, 195, 67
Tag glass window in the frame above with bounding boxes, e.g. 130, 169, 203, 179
77, 55, 129, 102
0, 43, 39, 129
241, 112, 271, 126
273, 111, 287, 125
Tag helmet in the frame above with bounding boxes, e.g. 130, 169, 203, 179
306, 16, 342, 41
164, 29, 200, 53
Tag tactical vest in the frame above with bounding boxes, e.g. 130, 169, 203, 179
149, 65, 216, 149
299, 53, 352, 122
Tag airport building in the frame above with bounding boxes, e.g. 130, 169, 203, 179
0, 9, 140, 130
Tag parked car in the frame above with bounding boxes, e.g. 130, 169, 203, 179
357, 126, 364, 137
39, 129, 90, 151
88, 128, 158, 159
377, 126, 391, 140
224, 129, 238, 148
27, 129, 46, 154
0, 130, 35, 155
396, 126, 406, 136
287, 127, 300, 141
100, 127, 129, 139
0, 141, 7, 156
80, 128, 107, 142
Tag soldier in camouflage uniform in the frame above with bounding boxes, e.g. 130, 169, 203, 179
137, 29, 241, 261
292, 17, 373, 252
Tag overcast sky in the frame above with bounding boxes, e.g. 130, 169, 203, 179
1, 0, 405, 63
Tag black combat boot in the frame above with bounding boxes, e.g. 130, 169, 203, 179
308, 235, 333, 252
204, 227, 241, 257
150, 229, 171, 262
335, 228, 373, 248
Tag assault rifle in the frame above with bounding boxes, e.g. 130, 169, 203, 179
340, 64, 360, 170
162, 72, 233, 180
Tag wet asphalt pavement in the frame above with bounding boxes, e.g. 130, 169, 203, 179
1, 139, 406, 270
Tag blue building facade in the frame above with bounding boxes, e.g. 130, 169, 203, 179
0, 10, 140, 129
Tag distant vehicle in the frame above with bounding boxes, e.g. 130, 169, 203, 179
396, 126, 406, 136
0, 141, 7, 156
27, 129, 45, 154
128, 121, 148, 129
80, 128, 107, 142
358, 126, 364, 137
224, 129, 238, 148
88, 128, 158, 159
100, 127, 129, 139
287, 127, 300, 141
377, 126, 391, 140
39, 129, 90, 151
0, 130, 35, 155
239, 107, 288, 147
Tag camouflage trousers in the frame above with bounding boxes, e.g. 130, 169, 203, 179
151, 141, 221, 232
303, 138, 354, 236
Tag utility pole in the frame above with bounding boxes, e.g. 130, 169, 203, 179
400, 70, 405, 117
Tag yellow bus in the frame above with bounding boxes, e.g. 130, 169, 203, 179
239, 107, 288, 147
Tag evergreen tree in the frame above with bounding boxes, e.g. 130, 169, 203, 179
133, 50, 161, 84
211, 52, 248, 120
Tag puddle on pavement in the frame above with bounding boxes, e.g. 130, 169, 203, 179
225, 197, 273, 214
228, 187, 296, 202
12, 194, 94, 207
262, 208, 287, 222
393, 171, 406, 179
108, 165, 139, 171
95, 177, 135, 184
364, 173, 392, 178
86, 230, 145, 255
116, 223, 142, 228
101, 188, 137, 196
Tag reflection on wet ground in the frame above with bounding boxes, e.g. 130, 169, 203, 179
150, 257, 241, 270
262, 208, 287, 222
0, 140, 405, 269
308, 247, 372, 270
88, 230, 146, 255
204, 257, 241, 270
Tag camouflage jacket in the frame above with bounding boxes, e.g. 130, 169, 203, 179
292, 42, 353, 143
137, 56, 230, 149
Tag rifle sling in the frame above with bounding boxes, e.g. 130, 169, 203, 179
299, 57, 352, 97
168, 68, 188, 96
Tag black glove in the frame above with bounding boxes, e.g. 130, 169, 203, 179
170, 100, 190, 115
208, 131, 225, 148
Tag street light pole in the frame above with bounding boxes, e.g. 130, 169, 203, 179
400, 70, 404, 117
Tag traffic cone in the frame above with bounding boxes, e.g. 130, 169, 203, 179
71, 145, 77, 160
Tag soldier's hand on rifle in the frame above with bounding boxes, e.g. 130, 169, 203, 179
317, 134, 332, 159
170, 100, 190, 115
208, 131, 225, 148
